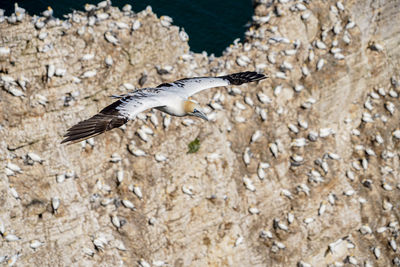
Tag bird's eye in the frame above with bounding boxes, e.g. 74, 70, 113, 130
193, 108, 198, 113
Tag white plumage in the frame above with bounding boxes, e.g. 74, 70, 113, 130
62, 71, 266, 144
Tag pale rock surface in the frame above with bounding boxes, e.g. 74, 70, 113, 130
0, 1, 400, 266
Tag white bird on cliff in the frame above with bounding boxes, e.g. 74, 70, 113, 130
61, 71, 267, 144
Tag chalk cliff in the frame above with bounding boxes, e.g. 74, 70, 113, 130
1, 1, 400, 266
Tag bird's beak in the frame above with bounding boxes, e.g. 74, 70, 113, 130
193, 110, 209, 121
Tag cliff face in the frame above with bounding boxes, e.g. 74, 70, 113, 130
1, 1, 400, 266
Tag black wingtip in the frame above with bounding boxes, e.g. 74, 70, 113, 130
61, 114, 127, 144
223, 71, 268, 85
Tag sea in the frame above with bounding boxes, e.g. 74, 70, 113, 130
0, 0, 253, 56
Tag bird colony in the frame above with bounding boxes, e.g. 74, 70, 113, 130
0, 0, 399, 266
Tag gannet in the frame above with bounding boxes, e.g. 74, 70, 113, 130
61, 71, 267, 144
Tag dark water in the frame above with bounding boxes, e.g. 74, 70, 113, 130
0, 0, 253, 56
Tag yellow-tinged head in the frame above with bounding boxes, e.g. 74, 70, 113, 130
183, 100, 196, 113
183, 100, 208, 121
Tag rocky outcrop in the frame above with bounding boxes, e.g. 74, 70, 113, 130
1, 1, 399, 266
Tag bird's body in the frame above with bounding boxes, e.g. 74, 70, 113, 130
157, 97, 187, 117
62, 71, 267, 144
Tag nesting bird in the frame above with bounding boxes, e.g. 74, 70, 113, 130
62, 71, 266, 143
42, 6, 53, 18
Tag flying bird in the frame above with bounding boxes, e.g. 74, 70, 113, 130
61, 71, 267, 144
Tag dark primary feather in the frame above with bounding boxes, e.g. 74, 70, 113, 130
61, 100, 128, 144
223, 71, 267, 85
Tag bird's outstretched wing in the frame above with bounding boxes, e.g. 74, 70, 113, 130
158, 71, 267, 98
61, 89, 165, 144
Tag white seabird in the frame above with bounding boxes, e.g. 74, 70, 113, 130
61, 71, 267, 144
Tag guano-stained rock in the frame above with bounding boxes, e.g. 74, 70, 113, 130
0, 1, 399, 266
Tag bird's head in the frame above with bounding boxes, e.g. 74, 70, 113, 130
184, 100, 208, 121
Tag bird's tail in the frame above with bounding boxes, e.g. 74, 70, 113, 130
222, 71, 267, 85
61, 113, 127, 144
